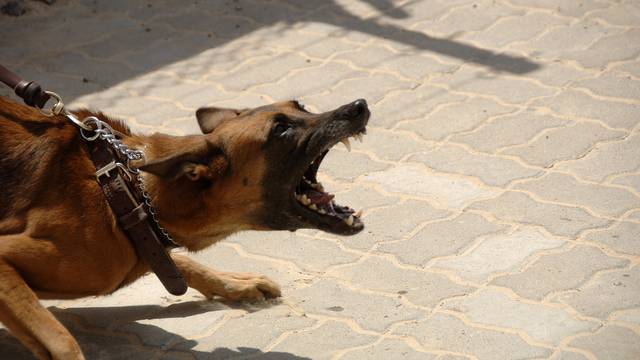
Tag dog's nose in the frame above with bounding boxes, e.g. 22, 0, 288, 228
345, 98, 368, 118
353, 99, 367, 114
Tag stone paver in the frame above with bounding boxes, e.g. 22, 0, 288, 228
1, 0, 639, 359
432, 227, 565, 283
392, 313, 551, 360
568, 325, 640, 360
491, 245, 629, 301
442, 288, 600, 345
501, 122, 627, 168
555, 267, 640, 320
379, 213, 507, 267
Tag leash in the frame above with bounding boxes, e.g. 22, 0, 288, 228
0, 65, 188, 296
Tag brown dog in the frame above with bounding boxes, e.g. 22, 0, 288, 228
0, 96, 369, 359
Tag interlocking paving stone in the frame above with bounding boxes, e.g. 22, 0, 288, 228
548, 351, 589, 360
611, 174, 640, 193
521, 62, 591, 87
563, 29, 640, 69
173, 306, 315, 357
349, 127, 432, 162
514, 172, 640, 217
327, 199, 451, 251
501, 122, 627, 168
432, 227, 565, 283
252, 62, 367, 100
341, 339, 439, 360
1, 0, 639, 358
555, 132, 640, 182
469, 191, 611, 237
509, 0, 609, 17
462, 12, 569, 49
491, 245, 629, 301
290, 279, 424, 332
392, 313, 551, 360
583, 220, 640, 256
443, 288, 600, 345
318, 150, 389, 182
556, 267, 640, 319
586, 2, 640, 27
515, 20, 619, 59
573, 71, 640, 101
610, 308, 640, 326
302, 72, 418, 110
398, 97, 516, 141
207, 52, 313, 92
372, 85, 467, 129
409, 144, 542, 186
363, 164, 501, 209
379, 213, 507, 267
450, 110, 571, 153
269, 321, 377, 360
614, 60, 640, 77
334, 45, 457, 80
231, 231, 361, 273
568, 325, 640, 360
416, 2, 524, 38
332, 257, 474, 308
431, 66, 556, 104
530, 89, 640, 130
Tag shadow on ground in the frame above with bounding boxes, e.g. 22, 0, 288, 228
1, 0, 539, 103
0, 300, 310, 359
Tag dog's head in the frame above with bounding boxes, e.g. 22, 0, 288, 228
140, 99, 369, 242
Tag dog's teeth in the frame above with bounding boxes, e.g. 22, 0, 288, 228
318, 209, 326, 214
301, 195, 311, 205
355, 210, 363, 218
340, 138, 351, 152
309, 203, 318, 211
312, 182, 325, 192
345, 215, 354, 226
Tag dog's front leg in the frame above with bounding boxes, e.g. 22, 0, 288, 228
0, 260, 85, 360
171, 254, 281, 301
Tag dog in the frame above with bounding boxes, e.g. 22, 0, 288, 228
0, 95, 369, 360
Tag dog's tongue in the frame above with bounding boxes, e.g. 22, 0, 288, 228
306, 189, 334, 205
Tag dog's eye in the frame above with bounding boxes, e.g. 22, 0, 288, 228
273, 122, 291, 136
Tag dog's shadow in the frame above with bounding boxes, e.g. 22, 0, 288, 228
0, 300, 312, 360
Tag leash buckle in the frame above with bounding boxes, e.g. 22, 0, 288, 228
96, 161, 131, 181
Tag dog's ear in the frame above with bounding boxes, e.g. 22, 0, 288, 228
196, 107, 244, 134
139, 140, 228, 182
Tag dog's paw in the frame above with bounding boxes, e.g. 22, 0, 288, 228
218, 272, 282, 301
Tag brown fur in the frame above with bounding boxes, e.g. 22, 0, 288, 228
0, 96, 287, 360
0, 94, 370, 359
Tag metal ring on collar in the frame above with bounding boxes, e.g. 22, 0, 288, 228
39, 91, 66, 117
80, 116, 104, 140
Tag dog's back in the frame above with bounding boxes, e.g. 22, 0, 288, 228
0, 97, 76, 220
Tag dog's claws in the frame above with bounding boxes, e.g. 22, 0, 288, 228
345, 215, 354, 226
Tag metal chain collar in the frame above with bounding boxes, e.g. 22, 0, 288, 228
43, 92, 178, 248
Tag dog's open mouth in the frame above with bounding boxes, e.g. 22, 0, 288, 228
293, 131, 366, 234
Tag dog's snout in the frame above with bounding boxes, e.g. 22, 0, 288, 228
343, 98, 368, 118
354, 98, 367, 111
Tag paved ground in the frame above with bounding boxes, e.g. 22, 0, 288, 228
1, 0, 640, 359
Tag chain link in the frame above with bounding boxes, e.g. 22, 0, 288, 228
71, 112, 179, 248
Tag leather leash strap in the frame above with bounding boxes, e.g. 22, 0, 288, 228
0, 64, 50, 108
88, 140, 187, 296
0, 64, 187, 296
